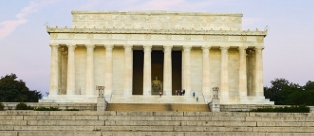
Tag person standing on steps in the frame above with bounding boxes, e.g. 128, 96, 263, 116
183, 89, 185, 96
193, 91, 195, 97
159, 90, 162, 97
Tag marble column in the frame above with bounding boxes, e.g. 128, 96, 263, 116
220, 46, 230, 98
105, 44, 114, 99
163, 45, 173, 96
143, 45, 152, 96
124, 44, 133, 96
254, 46, 264, 97
239, 46, 248, 97
66, 44, 76, 95
202, 45, 211, 97
49, 44, 59, 96
61, 51, 68, 95
58, 48, 63, 95
85, 44, 95, 96
183, 45, 192, 96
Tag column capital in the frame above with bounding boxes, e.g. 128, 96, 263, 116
105, 44, 114, 49
254, 46, 265, 50
183, 45, 192, 50
143, 45, 152, 52
85, 44, 95, 48
220, 46, 230, 50
123, 44, 133, 48
163, 45, 173, 49
49, 44, 59, 48
66, 44, 76, 48
105, 44, 114, 52
238, 46, 248, 50
143, 45, 152, 49
201, 45, 211, 50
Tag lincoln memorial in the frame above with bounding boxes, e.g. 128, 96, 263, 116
40, 10, 273, 105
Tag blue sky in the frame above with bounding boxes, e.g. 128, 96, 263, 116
0, 0, 314, 95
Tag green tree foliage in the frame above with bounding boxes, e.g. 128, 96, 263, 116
265, 78, 314, 105
0, 73, 42, 102
250, 105, 310, 113
15, 102, 34, 110
0, 102, 4, 110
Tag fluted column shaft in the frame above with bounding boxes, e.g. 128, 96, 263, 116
163, 45, 173, 96
49, 44, 59, 96
254, 46, 264, 97
143, 45, 152, 96
61, 51, 68, 95
66, 44, 76, 95
239, 46, 248, 97
183, 45, 192, 96
202, 45, 211, 97
124, 44, 133, 96
85, 44, 95, 96
105, 44, 114, 98
220, 46, 230, 98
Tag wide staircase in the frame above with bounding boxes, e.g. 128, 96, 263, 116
1, 110, 314, 136
106, 103, 210, 112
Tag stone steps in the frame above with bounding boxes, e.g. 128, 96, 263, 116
1, 111, 314, 135
106, 103, 210, 112
2, 131, 314, 136
2, 115, 314, 122
2, 126, 314, 133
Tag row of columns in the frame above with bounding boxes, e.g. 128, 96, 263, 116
49, 44, 264, 99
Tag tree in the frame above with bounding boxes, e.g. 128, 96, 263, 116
264, 78, 301, 105
304, 81, 314, 91
0, 73, 42, 102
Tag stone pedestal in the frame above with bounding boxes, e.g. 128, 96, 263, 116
209, 98, 220, 112
97, 97, 107, 111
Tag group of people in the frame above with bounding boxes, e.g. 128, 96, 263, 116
175, 89, 186, 96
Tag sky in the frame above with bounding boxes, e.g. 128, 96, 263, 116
0, 0, 313, 96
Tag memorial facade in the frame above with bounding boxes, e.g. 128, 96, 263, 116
40, 10, 273, 104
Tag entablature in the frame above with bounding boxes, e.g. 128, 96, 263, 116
47, 26, 267, 37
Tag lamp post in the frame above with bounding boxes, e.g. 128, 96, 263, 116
96, 86, 105, 98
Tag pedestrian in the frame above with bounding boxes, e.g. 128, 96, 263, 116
183, 90, 185, 96
181, 90, 183, 96
175, 90, 178, 95
159, 91, 162, 97
196, 96, 199, 101
193, 92, 195, 97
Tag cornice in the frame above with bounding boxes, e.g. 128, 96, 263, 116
47, 27, 267, 36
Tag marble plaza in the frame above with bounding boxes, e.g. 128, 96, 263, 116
40, 10, 273, 104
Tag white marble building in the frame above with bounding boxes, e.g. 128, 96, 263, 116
40, 10, 273, 104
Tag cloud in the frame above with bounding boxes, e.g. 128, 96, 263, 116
0, 0, 59, 41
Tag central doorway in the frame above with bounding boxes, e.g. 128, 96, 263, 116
151, 51, 164, 95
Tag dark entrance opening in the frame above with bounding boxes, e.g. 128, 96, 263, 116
151, 51, 164, 95
132, 50, 144, 95
172, 51, 182, 95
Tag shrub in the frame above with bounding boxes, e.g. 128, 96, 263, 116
0, 102, 4, 111
34, 107, 60, 111
15, 102, 34, 110
250, 105, 310, 113
64, 109, 79, 111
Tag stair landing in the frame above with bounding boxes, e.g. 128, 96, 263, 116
106, 103, 210, 112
